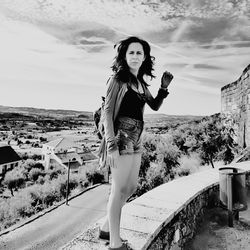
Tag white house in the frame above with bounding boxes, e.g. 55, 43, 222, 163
42, 137, 97, 170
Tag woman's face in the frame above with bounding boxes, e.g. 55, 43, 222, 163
125, 42, 145, 74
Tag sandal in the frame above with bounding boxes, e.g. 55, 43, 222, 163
99, 229, 127, 243
99, 229, 110, 241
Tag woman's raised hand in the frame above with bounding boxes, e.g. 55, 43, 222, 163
161, 71, 174, 89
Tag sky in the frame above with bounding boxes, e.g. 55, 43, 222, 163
0, 0, 249, 116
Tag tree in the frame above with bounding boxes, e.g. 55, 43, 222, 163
198, 115, 239, 167
3, 169, 25, 196
29, 168, 46, 182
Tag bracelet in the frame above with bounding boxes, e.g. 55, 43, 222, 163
160, 87, 168, 91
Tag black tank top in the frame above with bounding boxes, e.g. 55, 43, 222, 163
118, 86, 145, 121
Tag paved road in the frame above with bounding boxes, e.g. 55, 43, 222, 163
0, 184, 110, 250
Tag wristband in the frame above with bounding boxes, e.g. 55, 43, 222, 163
160, 87, 168, 91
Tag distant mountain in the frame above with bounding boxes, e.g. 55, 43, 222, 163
144, 113, 205, 129
0, 105, 92, 119
144, 113, 204, 122
0, 105, 204, 122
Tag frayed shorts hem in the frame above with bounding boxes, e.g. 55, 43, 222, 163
119, 149, 143, 155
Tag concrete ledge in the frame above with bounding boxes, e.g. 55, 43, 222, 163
61, 161, 250, 250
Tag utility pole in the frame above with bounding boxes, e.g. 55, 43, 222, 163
66, 160, 70, 206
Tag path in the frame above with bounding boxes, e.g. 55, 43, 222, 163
0, 184, 110, 250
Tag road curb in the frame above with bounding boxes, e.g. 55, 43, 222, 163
0, 183, 103, 237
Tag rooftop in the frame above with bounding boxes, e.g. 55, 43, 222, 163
45, 137, 79, 150
0, 145, 21, 165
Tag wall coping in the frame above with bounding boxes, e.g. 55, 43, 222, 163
221, 63, 250, 91
61, 161, 250, 250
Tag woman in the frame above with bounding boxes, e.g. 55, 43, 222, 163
99, 36, 173, 250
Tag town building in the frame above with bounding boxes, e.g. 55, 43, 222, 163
0, 145, 22, 181
42, 137, 97, 171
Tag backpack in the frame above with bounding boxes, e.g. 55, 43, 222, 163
93, 96, 105, 140
93, 77, 113, 140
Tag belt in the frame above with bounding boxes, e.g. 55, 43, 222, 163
117, 116, 144, 127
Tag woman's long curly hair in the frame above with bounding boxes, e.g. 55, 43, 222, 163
111, 36, 155, 86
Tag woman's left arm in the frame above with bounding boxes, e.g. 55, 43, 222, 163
145, 71, 173, 111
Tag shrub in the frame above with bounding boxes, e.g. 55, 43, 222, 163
37, 175, 45, 185
0, 169, 89, 231
21, 159, 36, 171
3, 168, 25, 196
29, 168, 46, 182
86, 170, 105, 185
128, 177, 150, 202
0, 192, 35, 230
156, 135, 181, 171
0, 199, 12, 230
9, 192, 35, 218
83, 181, 90, 188
139, 150, 151, 178
146, 163, 169, 189
33, 162, 44, 170
174, 153, 201, 177
46, 166, 66, 180
50, 175, 68, 198
142, 133, 158, 161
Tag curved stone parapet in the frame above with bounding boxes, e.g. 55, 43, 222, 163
61, 161, 250, 250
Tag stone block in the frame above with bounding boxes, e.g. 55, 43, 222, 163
120, 213, 161, 235
174, 228, 180, 243
131, 196, 182, 212
122, 203, 174, 222
120, 228, 149, 250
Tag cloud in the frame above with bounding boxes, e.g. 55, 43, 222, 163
0, 0, 249, 115
2, 0, 250, 46
193, 64, 223, 70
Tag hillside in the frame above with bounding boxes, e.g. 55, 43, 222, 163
0, 105, 92, 119
144, 113, 204, 129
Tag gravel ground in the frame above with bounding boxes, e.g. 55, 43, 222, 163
185, 188, 250, 250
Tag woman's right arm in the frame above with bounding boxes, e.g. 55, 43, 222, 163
104, 76, 120, 154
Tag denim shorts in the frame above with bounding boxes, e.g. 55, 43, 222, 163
115, 116, 144, 155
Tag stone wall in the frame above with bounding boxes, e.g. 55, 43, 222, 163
147, 185, 219, 250
221, 64, 250, 147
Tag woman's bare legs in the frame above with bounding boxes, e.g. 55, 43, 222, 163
100, 153, 142, 248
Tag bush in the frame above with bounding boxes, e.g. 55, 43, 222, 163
9, 192, 35, 218
0, 199, 12, 230
156, 135, 181, 172
0, 192, 35, 230
50, 175, 68, 198
86, 170, 105, 185
29, 168, 46, 182
33, 162, 44, 170
0, 168, 90, 231
174, 153, 201, 177
142, 133, 158, 161
3, 168, 26, 196
83, 181, 90, 188
139, 150, 150, 178
127, 133, 182, 201
46, 166, 66, 180
146, 163, 169, 189
128, 177, 150, 202
37, 175, 45, 185
21, 159, 36, 171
